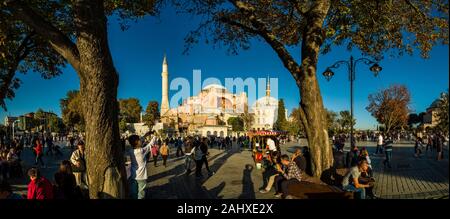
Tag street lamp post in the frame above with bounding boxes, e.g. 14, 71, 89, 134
322, 56, 382, 147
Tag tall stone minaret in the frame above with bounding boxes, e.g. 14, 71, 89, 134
265, 75, 271, 97
160, 54, 170, 117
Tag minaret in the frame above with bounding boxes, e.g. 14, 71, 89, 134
160, 54, 170, 117
265, 75, 271, 97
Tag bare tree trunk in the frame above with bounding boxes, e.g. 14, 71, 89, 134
296, 2, 333, 177
76, 0, 126, 199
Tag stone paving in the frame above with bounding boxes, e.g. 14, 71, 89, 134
9, 139, 449, 199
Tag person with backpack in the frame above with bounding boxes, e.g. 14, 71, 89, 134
160, 142, 170, 167
27, 168, 53, 199
70, 141, 88, 190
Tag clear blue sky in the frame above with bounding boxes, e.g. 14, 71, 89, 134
1, 6, 448, 130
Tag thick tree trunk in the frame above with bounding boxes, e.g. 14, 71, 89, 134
296, 2, 333, 177
75, 0, 127, 199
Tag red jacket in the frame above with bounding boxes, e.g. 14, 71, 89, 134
34, 144, 43, 155
27, 177, 54, 199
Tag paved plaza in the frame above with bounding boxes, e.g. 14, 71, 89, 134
10, 140, 449, 199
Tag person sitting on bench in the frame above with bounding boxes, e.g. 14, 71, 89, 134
342, 160, 371, 199
277, 154, 303, 198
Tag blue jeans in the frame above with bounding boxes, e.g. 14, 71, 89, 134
343, 184, 366, 199
129, 179, 147, 199
384, 151, 392, 167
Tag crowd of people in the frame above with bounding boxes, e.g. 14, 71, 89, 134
0, 127, 448, 200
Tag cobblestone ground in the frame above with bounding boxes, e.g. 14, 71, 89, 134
9, 139, 449, 199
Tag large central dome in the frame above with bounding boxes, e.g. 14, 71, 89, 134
202, 83, 226, 90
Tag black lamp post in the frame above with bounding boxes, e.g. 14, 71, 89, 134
322, 56, 382, 147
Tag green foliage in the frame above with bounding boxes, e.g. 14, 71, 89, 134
227, 117, 244, 131
239, 111, 254, 131
274, 99, 288, 131
287, 107, 305, 136
436, 90, 449, 135
179, 1, 448, 59
0, 0, 162, 111
60, 90, 84, 132
118, 98, 142, 123
119, 118, 128, 133
325, 108, 339, 135
337, 110, 356, 133
143, 101, 160, 128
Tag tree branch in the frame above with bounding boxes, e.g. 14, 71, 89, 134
0, 32, 35, 109
227, 0, 302, 79
7, 1, 81, 71
404, 0, 427, 19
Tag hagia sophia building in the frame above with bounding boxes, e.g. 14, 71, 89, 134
150, 55, 286, 137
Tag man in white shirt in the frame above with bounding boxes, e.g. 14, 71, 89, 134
376, 133, 384, 154
127, 134, 156, 199
267, 137, 277, 152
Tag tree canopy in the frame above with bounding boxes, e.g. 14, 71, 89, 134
143, 101, 160, 128
436, 90, 449, 134
60, 90, 84, 132
274, 99, 287, 131
118, 98, 142, 123
0, 0, 162, 110
227, 116, 244, 131
366, 84, 411, 133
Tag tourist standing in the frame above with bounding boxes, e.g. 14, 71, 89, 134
175, 137, 184, 157
27, 168, 53, 199
70, 141, 88, 190
34, 139, 45, 167
160, 142, 169, 167
414, 137, 424, 158
435, 132, 444, 161
184, 140, 195, 175
201, 138, 214, 176
45, 135, 54, 156
127, 134, 156, 199
383, 138, 394, 168
194, 142, 204, 178
376, 133, 384, 154
151, 141, 160, 167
